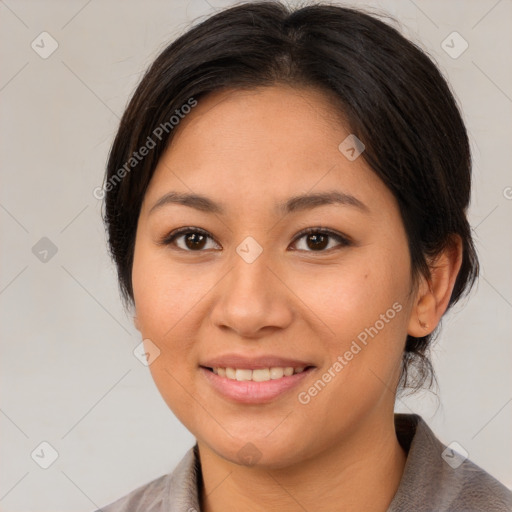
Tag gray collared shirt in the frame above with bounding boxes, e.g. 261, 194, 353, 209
94, 414, 511, 511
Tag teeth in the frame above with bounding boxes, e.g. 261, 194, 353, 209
270, 367, 284, 379
211, 366, 308, 382
283, 367, 294, 377
235, 369, 252, 381
252, 368, 270, 382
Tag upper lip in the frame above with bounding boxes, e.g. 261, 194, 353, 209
200, 354, 315, 370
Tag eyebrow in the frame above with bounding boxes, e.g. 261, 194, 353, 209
148, 190, 369, 216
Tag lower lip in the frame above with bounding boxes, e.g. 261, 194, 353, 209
199, 366, 315, 404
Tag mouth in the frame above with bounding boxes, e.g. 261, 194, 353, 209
199, 364, 316, 404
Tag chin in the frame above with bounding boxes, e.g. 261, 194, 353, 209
202, 431, 310, 470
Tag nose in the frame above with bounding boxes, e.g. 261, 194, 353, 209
209, 249, 294, 339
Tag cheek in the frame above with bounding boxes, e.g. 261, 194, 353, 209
132, 243, 207, 420
291, 264, 410, 422
132, 238, 204, 336
298, 249, 411, 342
295, 246, 412, 402
132, 239, 202, 376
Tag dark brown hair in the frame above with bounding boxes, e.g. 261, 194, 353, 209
102, 1, 479, 392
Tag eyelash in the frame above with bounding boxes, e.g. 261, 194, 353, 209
159, 226, 352, 253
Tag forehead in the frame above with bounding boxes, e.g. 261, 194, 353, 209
168, 85, 347, 155
143, 85, 393, 217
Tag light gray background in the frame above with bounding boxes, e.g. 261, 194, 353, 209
1, 0, 511, 510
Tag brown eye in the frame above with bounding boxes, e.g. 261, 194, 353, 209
183, 232, 208, 250
292, 229, 351, 252
161, 227, 351, 253
161, 228, 220, 251
305, 233, 329, 250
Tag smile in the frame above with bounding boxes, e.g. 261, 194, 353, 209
199, 365, 316, 404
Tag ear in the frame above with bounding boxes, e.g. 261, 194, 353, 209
407, 235, 463, 337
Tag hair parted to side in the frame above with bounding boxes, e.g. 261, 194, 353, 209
102, 1, 479, 393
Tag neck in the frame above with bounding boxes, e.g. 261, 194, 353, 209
198, 412, 407, 512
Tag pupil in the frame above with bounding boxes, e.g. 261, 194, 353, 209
308, 234, 328, 250
186, 233, 206, 250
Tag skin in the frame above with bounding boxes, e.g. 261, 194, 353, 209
132, 85, 462, 512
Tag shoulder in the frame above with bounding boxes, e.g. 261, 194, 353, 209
452, 457, 512, 511
93, 445, 201, 512
390, 414, 512, 512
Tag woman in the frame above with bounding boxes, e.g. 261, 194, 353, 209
96, 2, 511, 511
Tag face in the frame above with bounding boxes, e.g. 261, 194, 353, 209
132, 85, 417, 468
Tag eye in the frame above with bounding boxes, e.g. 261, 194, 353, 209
160, 227, 220, 251
159, 227, 352, 253
290, 228, 352, 252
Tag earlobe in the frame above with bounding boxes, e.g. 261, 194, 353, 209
407, 283, 435, 337
134, 314, 140, 331
407, 236, 463, 338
